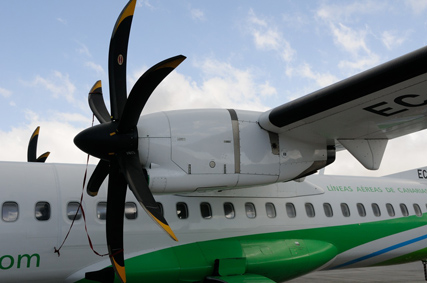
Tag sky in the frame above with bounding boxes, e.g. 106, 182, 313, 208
1, 0, 427, 177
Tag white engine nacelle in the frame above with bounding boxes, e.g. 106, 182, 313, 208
138, 109, 334, 193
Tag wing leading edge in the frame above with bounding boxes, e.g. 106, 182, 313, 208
258, 46, 427, 169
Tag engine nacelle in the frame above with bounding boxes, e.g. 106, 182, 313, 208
138, 109, 334, 193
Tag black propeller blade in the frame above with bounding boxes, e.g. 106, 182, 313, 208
74, 0, 185, 281
28, 126, 50, 163
88, 80, 110, 124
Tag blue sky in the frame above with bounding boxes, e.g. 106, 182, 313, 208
1, 0, 427, 176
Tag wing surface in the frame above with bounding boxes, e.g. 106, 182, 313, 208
258, 46, 427, 169
259, 46, 427, 142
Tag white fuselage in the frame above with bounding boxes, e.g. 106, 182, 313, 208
1, 161, 427, 282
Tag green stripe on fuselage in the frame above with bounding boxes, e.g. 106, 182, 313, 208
78, 214, 427, 282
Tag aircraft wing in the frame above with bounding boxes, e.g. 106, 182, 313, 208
258, 46, 427, 169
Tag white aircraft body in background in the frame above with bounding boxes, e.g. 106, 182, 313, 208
2, 0, 427, 282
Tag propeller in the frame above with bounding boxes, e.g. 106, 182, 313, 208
73, 0, 185, 282
28, 126, 50, 162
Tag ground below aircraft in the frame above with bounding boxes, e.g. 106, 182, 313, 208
2, 0, 427, 282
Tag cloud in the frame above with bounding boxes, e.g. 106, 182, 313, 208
76, 42, 91, 58
329, 23, 370, 56
29, 71, 80, 106
381, 30, 407, 50
85, 61, 105, 75
287, 63, 338, 88
405, 0, 427, 14
56, 18, 67, 25
0, 110, 91, 164
190, 8, 206, 21
316, 1, 385, 23
247, 9, 295, 62
316, 3, 381, 73
0, 87, 12, 98
130, 57, 271, 115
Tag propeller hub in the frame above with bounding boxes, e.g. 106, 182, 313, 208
74, 122, 138, 160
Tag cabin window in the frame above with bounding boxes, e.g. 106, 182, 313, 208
200, 202, 212, 219
245, 202, 256, 219
357, 203, 366, 217
157, 202, 164, 216
67, 202, 82, 220
265, 202, 276, 218
414, 204, 422, 217
341, 203, 350, 217
97, 202, 107, 220
125, 202, 138, 220
224, 202, 235, 219
35, 202, 50, 221
323, 203, 333, 217
286, 203, 296, 218
2, 202, 18, 222
372, 203, 381, 217
176, 202, 188, 219
386, 203, 395, 217
305, 203, 315, 218
400, 203, 409, 217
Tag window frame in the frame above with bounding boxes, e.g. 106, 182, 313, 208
323, 203, 333, 217
386, 203, 395, 217
372, 203, 381, 217
265, 202, 276, 218
200, 202, 212, 219
305, 203, 315, 218
176, 202, 189, 219
357, 203, 366, 217
286, 203, 296, 218
245, 202, 256, 219
224, 202, 235, 219
67, 201, 82, 221
2, 202, 19, 222
341, 203, 350, 217
35, 201, 51, 221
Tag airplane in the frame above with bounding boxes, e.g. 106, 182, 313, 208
2, 0, 427, 282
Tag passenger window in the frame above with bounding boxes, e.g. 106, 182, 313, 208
414, 204, 422, 217
357, 203, 366, 217
305, 203, 315, 218
400, 203, 409, 217
341, 203, 350, 217
323, 203, 333, 217
245, 203, 256, 219
97, 202, 107, 220
265, 203, 276, 218
286, 203, 296, 218
125, 202, 138, 220
386, 203, 395, 217
200, 202, 212, 219
372, 203, 381, 217
67, 202, 82, 220
176, 202, 188, 219
224, 202, 235, 219
35, 202, 50, 221
2, 202, 18, 222
157, 202, 164, 216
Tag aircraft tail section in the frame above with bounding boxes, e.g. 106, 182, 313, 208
384, 166, 427, 182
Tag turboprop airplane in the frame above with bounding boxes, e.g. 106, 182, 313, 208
2, 0, 427, 282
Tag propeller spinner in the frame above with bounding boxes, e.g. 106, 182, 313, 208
73, 0, 185, 282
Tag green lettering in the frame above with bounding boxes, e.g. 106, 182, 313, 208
17, 254, 40, 268
0, 255, 14, 270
